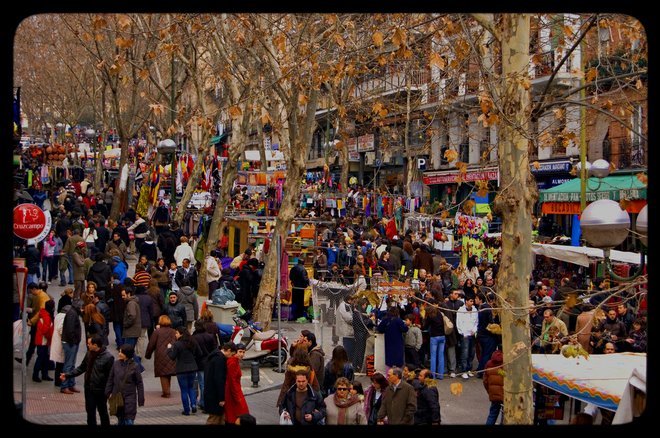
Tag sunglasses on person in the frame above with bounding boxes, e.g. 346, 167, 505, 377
336, 387, 349, 391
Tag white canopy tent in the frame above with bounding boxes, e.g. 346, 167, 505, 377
532, 353, 646, 420
531, 243, 645, 267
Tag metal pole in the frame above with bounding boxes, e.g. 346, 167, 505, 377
276, 235, 283, 372
579, 34, 587, 213
170, 53, 177, 214
21, 304, 27, 419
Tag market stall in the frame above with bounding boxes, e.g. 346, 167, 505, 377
532, 352, 646, 423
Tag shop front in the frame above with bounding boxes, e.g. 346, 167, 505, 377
423, 167, 499, 214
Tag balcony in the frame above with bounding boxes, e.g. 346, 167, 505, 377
352, 69, 430, 100
530, 49, 575, 89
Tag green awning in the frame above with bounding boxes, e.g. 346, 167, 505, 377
539, 174, 647, 203
209, 132, 228, 145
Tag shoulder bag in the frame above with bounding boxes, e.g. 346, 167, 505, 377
108, 363, 133, 416
441, 311, 454, 335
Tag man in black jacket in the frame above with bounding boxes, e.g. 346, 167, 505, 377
289, 259, 309, 321
61, 334, 115, 426
412, 369, 441, 425
87, 253, 112, 300
60, 304, 83, 394
204, 342, 235, 425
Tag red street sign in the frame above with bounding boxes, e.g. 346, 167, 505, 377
13, 203, 49, 240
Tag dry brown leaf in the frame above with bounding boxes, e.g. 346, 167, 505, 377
94, 33, 105, 42
298, 94, 309, 106
429, 52, 445, 70
138, 69, 149, 80
636, 79, 643, 90
532, 161, 541, 170
636, 172, 648, 185
440, 210, 449, 219
372, 101, 383, 115
109, 64, 120, 75
392, 28, 406, 48
372, 31, 384, 48
150, 104, 165, 117
260, 112, 272, 125
377, 55, 388, 66
378, 108, 389, 117
228, 105, 242, 119
273, 33, 286, 53
146, 51, 157, 59
552, 108, 564, 120
333, 33, 345, 49
334, 141, 344, 150
81, 32, 93, 43
476, 180, 489, 197
463, 200, 475, 214
531, 53, 543, 65
486, 114, 500, 126
117, 14, 131, 29
586, 67, 598, 82
92, 16, 107, 30
444, 149, 458, 163
449, 382, 463, 396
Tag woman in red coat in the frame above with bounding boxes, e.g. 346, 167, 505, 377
224, 343, 249, 424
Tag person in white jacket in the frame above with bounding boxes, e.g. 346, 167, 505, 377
206, 254, 222, 295
456, 296, 479, 379
173, 236, 196, 267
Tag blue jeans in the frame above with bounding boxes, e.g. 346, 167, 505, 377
429, 335, 446, 379
67, 254, 74, 284
195, 370, 205, 408
28, 273, 39, 285
177, 372, 197, 414
117, 417, 134, 425
61, 342, 79, 389
113, 322, 124, 348
486, 401, 502, 425
459, 335, 476, 372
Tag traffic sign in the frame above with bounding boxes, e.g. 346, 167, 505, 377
13, 203, 51, 242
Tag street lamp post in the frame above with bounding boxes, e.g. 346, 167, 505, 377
579, 159, 647, 282
157, 138, 177, 213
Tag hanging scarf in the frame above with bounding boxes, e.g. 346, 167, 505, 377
333, 393, 361, 424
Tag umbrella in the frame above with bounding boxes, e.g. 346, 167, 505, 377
13, 190, 33, 202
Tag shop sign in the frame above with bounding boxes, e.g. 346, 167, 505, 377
423, 169, 499, 185
357, 134, 375, 152
348, 151, 360, 162
346, 137, 358, 152
530, 161, 572, 174
541, 202, 582, 215
13, 203, 51, 242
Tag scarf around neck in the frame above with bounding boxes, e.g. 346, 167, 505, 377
334, 393, 361, 424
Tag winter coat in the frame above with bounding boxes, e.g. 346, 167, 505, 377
276, 364, 321, 407
324, 393, 367, 425
308, 346, 326, 388
173, 243, 195, 268
136, 291, 155, 330
191, 331, 216, 371
177, 286, 199, 323
483, 349, 504, 403
412, 378, 441, 425
110, 256, 128, 283
377, 315, 408, 367
108, 283, 127, 323
68, 347, 114, 392
122, 296, 142, 338
61, 305, 82, 345
336, 301, 354, 338
35, 308, 54, 347
106, 239, 127, 261
203, 349, 228, 415
162, 301, 187, 329
139, 241, 158, 264
174, 266, 198, 290
456, 304, 479, 337
150, 265, 170, 288
443, 298, 463, 347
377, 379, 417, 425
145, 326, 177, 377
167, 338, 202, 374
87, 261, 112, 291
72, 250, 87, 281
224, 355, 249, 424
49, 310, 66, 363
279, 383, 327, 425
105, 359, 145, 420
364, 386, 384, 425
25, 245, 41, 274
289, 263, 310, 289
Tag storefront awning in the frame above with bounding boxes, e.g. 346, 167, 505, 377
531, 243, 645, 267
538, 174, 646, 203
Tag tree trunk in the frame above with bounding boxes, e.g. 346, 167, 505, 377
492, 14, 536, 425
93, 128, 105, 195
109, 137, 130, 222
173, 136, 210, 225
254, 89, 319, 329
339, 127, 349, 192
404, 75, 413, 197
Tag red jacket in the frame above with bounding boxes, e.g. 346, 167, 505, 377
224, 355, 249, 423
34, 308, 54, 347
